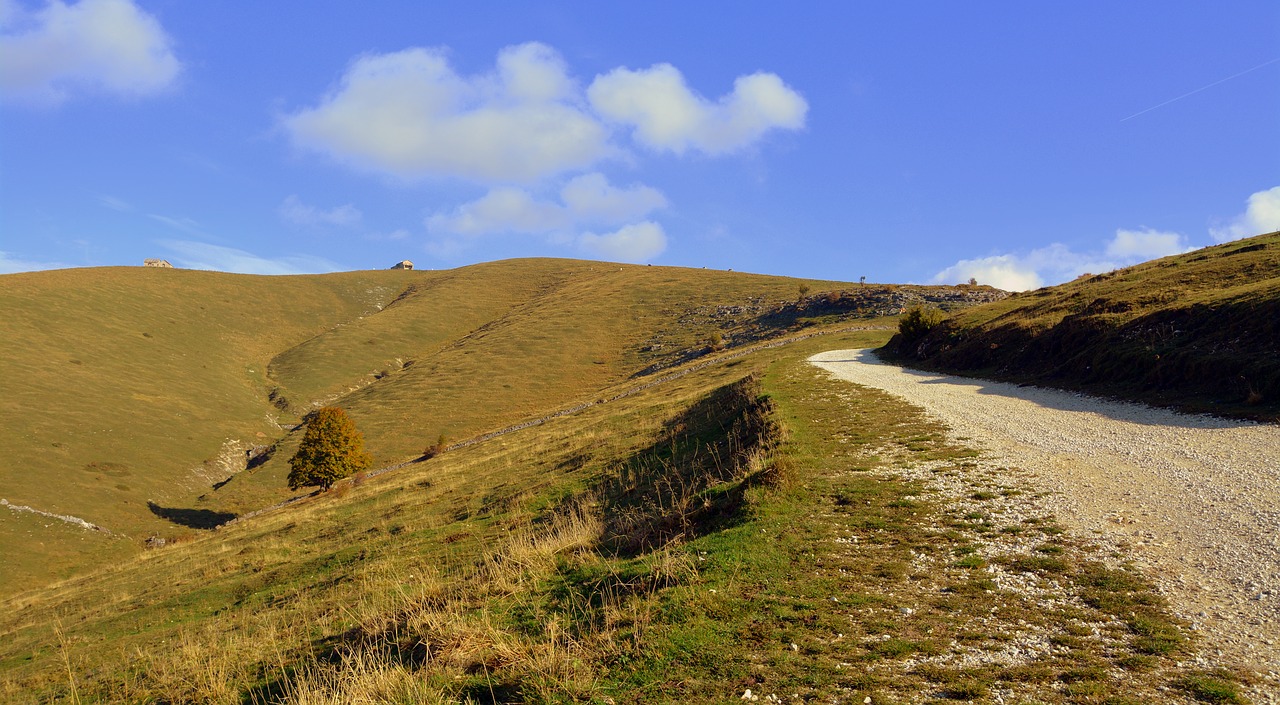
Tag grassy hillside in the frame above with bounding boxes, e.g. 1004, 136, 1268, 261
4, 260, 980, 594
883, 231, 1280, 421
0, 329, 1250, 703
0, 267, 405, 591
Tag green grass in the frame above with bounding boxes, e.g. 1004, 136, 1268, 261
882, 231, 1280, 420
1177, 671, 1248, 703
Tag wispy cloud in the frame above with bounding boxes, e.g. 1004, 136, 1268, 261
148, 213, 203, 236
0, 250, 68, 274
96, 194, 133, 212
160, 240, 340, 275
578, 221, 667, 262
0, 0, 181, 106
278, 195, 362, 228
428, 172, 665, 236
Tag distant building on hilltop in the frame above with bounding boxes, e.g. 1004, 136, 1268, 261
390, 260, 413, 270
143, 259, 173, 268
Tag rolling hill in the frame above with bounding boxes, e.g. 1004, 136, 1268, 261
882, 231, 1280, 421
0, 258, 1258, 703
0, 260, 996, 595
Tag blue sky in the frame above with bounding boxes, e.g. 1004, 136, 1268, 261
2, 1, 1278, 289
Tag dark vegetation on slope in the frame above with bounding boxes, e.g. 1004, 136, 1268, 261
882, 232, 1280, 421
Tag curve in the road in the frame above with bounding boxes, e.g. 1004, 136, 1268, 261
809, 348, 1280, 691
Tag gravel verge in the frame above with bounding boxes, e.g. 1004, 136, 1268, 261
810, 348, 1280, 701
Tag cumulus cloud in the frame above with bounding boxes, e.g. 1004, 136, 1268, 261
285, 42, 808, 183
0, 0, 180, 105
588, 64, 807, 155
428, 187, 565, 235
1105, 227, 1190, 259
278, 195, 362, 227
934, 230, 1190, 292
288, 42, 804, 262
426, 173, 669, 262
932, 253, 1046, 291
427, 172, 666, 236
160, 240, 340, 275
1210, 185, 1280, 243
578, 221, 667, 262
559, 172, 667, 223
283, 43, 611, 183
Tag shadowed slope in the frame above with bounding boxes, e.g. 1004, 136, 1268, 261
883, 231, 1280, 420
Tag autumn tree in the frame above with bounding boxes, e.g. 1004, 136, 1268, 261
287, 406, 372, 491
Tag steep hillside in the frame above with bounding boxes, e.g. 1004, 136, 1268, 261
1, 261, 985, 594
883, 232, 1280, 420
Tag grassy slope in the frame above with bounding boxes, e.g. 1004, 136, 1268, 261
1, 261, 864, 594
185, 261, 869, 518
0, 329, 1248, 704
883, 232, 1280, 420
0, 267, 409, 589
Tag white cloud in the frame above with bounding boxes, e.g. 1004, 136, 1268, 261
1210, 185, 1280, 243
278, 195, 362, 227
933, 234, 1186, 292
932, 254, 1045, 292
160, 240, 340, 275
1105, 227, 1190, 259
588, 64, 807, 155
0, 0, 180, 106
578, 221, 667, 262
559, 172, 666, 224
0, 250, 67, 274
935, 185, 1280, 291
286, 42, 807, 182
428, 172, 666, 236
283, 43, 611, 183
428, 187, 565, 235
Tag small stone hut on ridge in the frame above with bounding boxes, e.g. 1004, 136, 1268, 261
143, 259, 173, 268
390, 260, 413, 270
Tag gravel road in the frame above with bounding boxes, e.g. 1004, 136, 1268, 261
810, 349, 1280, 693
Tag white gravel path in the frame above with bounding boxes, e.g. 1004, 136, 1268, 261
810, 349, 1280, 691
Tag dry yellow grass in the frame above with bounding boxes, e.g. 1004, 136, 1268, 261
1, 259, 869, 593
